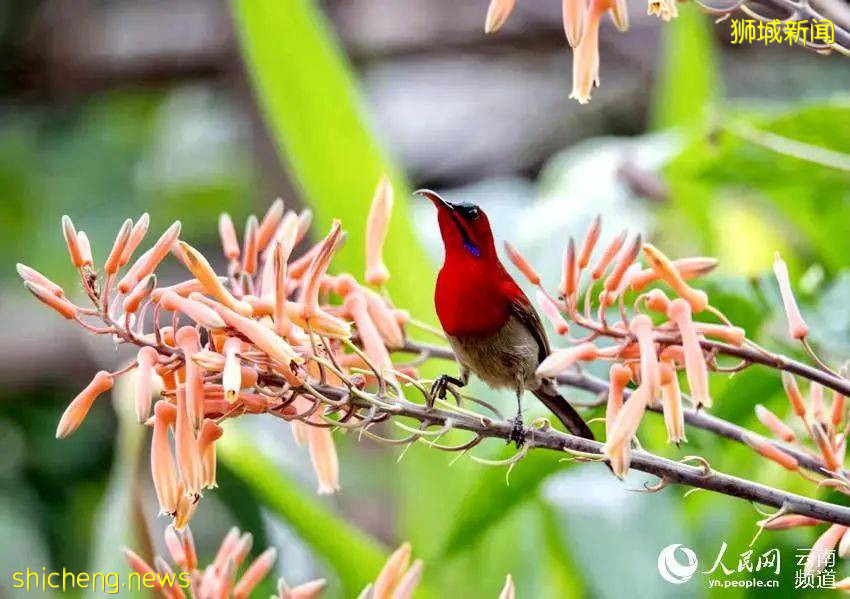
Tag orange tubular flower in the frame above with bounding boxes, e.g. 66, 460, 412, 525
61, 215, 85, 268
644, 288, 671, 314
590, 229, 627, 280
175, 385, 203, 497
560, 239, 577, 302
118, 221, 181, 293
56, 371, 114, 438
773, 252, 810, 340
569, 0, 605, 104
759, 515, 822, 530
782, 373, 807, 419
278, 578, 328, 599
537, 342, 599, 378
257, 198, 284, 251
563, 0, 587, 47
812, 425, 841, 472
754, 404, 795, 443
667, 299, 711, 409
222, 337, 243, 403
606, 363, 632, 435
577, 218, 601, 271
363, 287, 405, 348
307, 407, 340, 494
609, 0, 629, 30
365, 175, 394, 287
23, 281, 78, 320
122, 549, 164, 593
300, 220, 343, 320
212, 302, 302, 370
152, 401, 179, 515
629, 314, 660, 396
160, 290, 227, 330
198, 419, 223, 489
660, 360, 685, 443
806, 524, 848, 574
536, 290, 570, 335
77, 232, 94, 268
135, 346, 159, 423
604, 382, 651, 478
219, 213, 241, 261
178, 241, 253, 316
643, 244, 708, 313
373, 543, 412, 599
484, 0, 516, 33
833, 391, 846, 428
504, 241, 541, 286
741, 432, 799, 471
16, 264, 64, 297
119, 213, 150, 267
122, 274, 157, 314
176, 326, 205, 430
233, 548, 278, 599
344, 291, 395, 382
629, 257, 718, 292
241, 215, 259, 275
104, 218, 133, 275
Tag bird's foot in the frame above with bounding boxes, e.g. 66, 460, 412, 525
508, 416, 527, 448
429, 374, 463, 408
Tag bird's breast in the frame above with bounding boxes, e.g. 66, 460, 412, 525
435, 261, 512, 337
447, 315, 541, 391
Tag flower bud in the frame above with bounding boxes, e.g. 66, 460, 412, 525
56, 371, 114, 438
257, 199, 284, 251
504, 241, 541, 286
667, 299, 711, 408
536, 290, 570, 335
536, 342, 599, 377
104, 218, 133, 275
773, 252, 809, 340
365, 175, 394, 286
219, 213, 240, 260
741, 432, 799, 471
754, 404, 795, 443
24, 281, 77, 320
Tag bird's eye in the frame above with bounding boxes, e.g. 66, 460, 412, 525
467, 207, 479, 220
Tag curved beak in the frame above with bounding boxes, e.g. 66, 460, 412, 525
415, 189, 454, 211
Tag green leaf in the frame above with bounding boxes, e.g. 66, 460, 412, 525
87, 377, 149, 595
440, 447, 565, 556
217, 432, 386, 595
228, 0, 436, 323
651, 4, 719, 130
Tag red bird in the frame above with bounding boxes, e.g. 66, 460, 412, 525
420, 190, 594, 443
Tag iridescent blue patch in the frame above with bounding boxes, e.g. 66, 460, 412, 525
464, 241, 480, 257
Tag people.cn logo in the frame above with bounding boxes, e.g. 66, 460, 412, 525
657, 544, 699, 584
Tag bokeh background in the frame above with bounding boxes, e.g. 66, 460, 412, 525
1, 0, 850, 597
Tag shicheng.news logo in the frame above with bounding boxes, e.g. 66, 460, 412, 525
657, 542, 839, 590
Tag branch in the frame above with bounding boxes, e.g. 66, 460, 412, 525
399, 340, 836, 477
329, 386, 850, 527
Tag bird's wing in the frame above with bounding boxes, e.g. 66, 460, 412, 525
505, 288, 550, 365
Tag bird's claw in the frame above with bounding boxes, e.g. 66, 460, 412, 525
508, 416, 527, 448
429, 374, 462, 408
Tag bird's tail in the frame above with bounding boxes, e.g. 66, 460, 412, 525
532, 380, 595, 440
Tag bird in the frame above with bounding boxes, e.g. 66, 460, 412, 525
419, 189, 595, 444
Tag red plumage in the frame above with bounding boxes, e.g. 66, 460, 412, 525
421, 189, 595, 442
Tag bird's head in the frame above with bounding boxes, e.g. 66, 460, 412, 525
417, 189, 495, 260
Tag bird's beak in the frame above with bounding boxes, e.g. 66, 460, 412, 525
415, 189, 454, 211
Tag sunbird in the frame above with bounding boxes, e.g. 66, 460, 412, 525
420, 190, 594, 444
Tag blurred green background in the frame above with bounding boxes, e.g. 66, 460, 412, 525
1, 0, 849, 597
